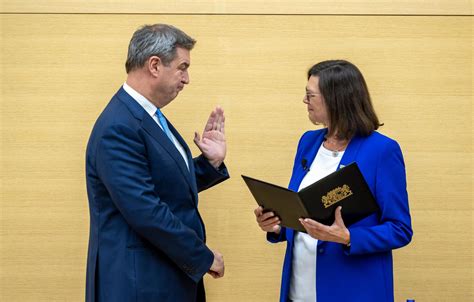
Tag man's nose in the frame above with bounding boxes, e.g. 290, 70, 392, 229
182, 71, 190, 84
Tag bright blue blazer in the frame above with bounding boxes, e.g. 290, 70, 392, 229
268, 129, 413, 302
85, 87, 229, 301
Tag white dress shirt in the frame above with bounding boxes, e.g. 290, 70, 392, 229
289, 144, 345, 302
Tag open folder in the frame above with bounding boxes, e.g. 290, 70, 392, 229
242, 162, 379, 232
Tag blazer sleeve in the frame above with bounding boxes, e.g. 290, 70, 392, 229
95, 124, 214, 282
193, 154, 229, 192
267, 227, 287, 243
347, 139, 413, 255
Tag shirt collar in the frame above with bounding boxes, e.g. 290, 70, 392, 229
122, 82, 158, 118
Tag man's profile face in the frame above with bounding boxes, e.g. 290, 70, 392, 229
156, 47, 191, 107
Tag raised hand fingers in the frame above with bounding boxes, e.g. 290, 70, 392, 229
203, 106, 225, 134
220, 114, 225, 134
193, 131, 204, 150
217, 110, 225, 133
204, 109, 216, 132
212, 110, 218, 131
193, 131, 201, 143
214, 106, 225, 132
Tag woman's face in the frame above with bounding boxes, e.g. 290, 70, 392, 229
303, 76, 329, 126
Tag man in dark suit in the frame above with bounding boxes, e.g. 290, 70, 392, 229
85, 24, 229, 302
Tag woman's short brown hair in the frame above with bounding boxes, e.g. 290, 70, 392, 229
308, 60, 381, 139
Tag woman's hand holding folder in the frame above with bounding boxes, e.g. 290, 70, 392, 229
254, 206, 282, 234
299, 206, 351, 246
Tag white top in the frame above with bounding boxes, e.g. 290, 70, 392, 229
289, 144, 345, 302
122, 83, 189, 170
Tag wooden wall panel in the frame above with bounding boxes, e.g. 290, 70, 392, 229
0, 0, 472, 15
1, 14, 472, 301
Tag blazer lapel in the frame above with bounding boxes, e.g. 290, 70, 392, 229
288, 129, 327, 191
338, 134, 364, 170
317, 134, 364, 248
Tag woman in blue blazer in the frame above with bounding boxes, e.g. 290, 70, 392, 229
254, 60, 413, 302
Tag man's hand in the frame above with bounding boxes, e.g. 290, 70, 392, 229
194, 106, 226, 168
254, 206, 281, 234
299, 206, 350, 245
208, 249, 225, 278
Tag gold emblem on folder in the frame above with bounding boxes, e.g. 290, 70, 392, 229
321, 185, 353, 208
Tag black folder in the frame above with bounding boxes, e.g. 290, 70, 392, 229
242, 162, 379, 232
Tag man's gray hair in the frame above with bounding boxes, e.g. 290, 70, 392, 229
125, 24, 196, 73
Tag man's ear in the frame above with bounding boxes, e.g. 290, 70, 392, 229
148, 56, 161, 77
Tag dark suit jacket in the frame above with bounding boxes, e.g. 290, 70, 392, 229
269, 129, 413, 302
85, 87, 229, 301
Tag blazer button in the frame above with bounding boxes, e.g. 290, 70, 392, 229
318, 248, 325, 254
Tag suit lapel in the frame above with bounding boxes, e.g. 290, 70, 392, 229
116, 87, 198, 198
167, 121, 198, 195
141, 114, 198, 196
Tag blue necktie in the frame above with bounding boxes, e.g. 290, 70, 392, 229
156, 109, 174, 142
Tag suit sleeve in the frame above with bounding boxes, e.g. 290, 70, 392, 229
193, 154, 229, 192
95, 124, 213, 282
347, 139, 413, 255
